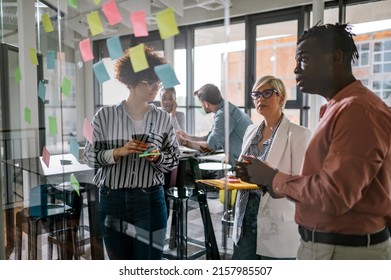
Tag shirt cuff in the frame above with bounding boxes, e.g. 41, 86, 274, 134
272, 172, 291, 195
103, 149, 117, 164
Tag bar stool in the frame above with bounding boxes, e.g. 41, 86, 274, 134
15, 184, 81, 259
198, 162, 233, 250
163, 157, 220, 260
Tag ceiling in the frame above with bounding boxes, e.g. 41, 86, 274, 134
1, 0, 319, 44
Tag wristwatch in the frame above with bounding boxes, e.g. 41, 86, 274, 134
181, 139, 188, 146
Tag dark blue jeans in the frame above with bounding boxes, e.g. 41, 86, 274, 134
99, 185, 167, 260
232, 193, 261, 260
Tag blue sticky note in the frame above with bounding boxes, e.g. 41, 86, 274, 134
47, 50, 55, 69
154, 64, 180, 88
93, 61, 110, 83
107, 36, 123, 60
70, 137, 80, 160
38, 80, 46, 102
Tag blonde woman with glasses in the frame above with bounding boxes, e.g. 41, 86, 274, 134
232, 75, 311, 260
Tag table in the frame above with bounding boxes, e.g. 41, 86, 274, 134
5, 154, 103, 259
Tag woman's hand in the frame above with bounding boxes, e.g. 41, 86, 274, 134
113, 139, 148, 161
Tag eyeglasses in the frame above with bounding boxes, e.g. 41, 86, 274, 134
250, 89, 278, 100
140, 80, 162, 90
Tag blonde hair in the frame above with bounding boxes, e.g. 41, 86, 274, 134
252, 75, 287, 110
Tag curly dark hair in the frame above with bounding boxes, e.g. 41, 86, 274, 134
114, 45, 166, 88
297, 23, 359, 67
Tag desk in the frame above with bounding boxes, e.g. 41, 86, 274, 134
5, 154, 103, 259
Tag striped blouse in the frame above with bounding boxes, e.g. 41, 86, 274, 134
83, 101, 180, 189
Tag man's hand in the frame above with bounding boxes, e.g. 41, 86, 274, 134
234, 155, 281, 198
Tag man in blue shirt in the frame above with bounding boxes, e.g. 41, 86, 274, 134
177, 83, 252, 166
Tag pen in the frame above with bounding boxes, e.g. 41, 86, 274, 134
142, 146, 157, 154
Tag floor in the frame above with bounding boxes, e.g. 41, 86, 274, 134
9, 188, 234, 260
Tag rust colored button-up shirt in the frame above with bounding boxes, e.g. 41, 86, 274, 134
274, 80, 391, 234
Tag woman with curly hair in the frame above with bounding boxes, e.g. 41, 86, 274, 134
84, 45, 180, 259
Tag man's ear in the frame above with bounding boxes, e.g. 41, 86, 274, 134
333, 49, 343, 65
203, 100, 209, 109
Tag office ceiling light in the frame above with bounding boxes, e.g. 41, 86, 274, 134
195, 0, 229, 11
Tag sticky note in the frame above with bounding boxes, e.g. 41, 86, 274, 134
42, 13, 54, 33
24, 107, 31, 124
42, 146, 50, 167
156, 7, 179, 40
87, 11, 104, 36
130, 10, 149, 37
79, 38, 94, 62
38, 80, 46, 102
102, 0, 122, 26
47, 50, 55, 69
48, 116, 58, 135
129, 44, 149, 73
61, 77, 72, 97
83, 118, 94, 144
68, 0, 77, 9
106, 36, 123, 60
93, 61, 110, 84
29, 48, 39, 65
154, 64, 180, 88
15, 66, 21, 84
70, 137, 80, 160
70, 174, 80, 196
93, 0, 101, 5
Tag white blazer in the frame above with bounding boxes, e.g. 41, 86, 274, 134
238, 115, 312, 258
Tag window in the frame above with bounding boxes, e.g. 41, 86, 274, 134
353, 42, 370, 67
373, 40, 391, 73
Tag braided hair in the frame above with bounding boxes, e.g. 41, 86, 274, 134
297, 23, 359, 67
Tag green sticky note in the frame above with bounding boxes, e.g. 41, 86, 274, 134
87, 11, 104, 36
68, 0, 77, 9
61, 77, 71, 97
42, 13, 54, 33
93, 0, 101, 5
15, 66, 21, 84
24, 107, 31, 124
129, 44, 149, 73
29, 48, 39, 65
156, 7, 180, 40
48, 116, 58, 135
70, 174, 80, 196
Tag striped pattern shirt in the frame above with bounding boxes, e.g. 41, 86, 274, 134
84, 101, 180, 189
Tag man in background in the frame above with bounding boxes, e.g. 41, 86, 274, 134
177, 83, 252, 167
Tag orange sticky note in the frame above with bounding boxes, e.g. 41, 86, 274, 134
129, 44, 149, 73
42, 13, 54, 33
156, 7, 179, 39
42, 146, 51, 167
83, 118, 94, 144
130, 10, 149, 37
87, 11, 104, 36
102, 0, 123, 26
79, 38, 94, 62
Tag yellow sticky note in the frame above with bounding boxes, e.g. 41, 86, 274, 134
87, 11, 104, 36
93, 0, 101, 5
42, 13, 54, 33
156, 7, 179, 40
29, 48, 39, 65
129, 44, 149, 73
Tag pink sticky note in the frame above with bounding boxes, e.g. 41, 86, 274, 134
42, 146, 50, 167
130, 10, 149, 37
79, 38, 94, 62
83, 118, 94, 144
102, 0, 123, 26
